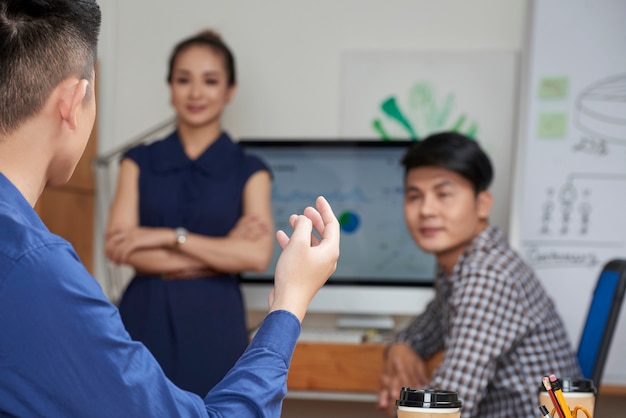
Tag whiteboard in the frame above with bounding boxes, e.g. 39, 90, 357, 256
511, 0, 626, 385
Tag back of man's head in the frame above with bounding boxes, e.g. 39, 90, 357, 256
0, 0, 101, 137
401, 131, 494, 194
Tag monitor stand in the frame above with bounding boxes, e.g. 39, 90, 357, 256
336, 314, 395, 331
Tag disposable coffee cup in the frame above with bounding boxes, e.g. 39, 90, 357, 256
396, 387, 462, 418
538, 378, 596, 417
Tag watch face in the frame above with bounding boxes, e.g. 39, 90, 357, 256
176, 228, 188, 245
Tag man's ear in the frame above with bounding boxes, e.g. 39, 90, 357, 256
477, 190, 493, 220
59, 78, 90, 130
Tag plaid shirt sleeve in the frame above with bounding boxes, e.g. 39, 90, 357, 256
392, 279, 446, 359
427, 263, 535, 418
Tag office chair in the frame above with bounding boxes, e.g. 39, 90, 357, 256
577, 259, 626, 389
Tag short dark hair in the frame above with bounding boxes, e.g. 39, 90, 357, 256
0, 0, 101, 137
401, 131, 494, 194
166, 29, 236, 86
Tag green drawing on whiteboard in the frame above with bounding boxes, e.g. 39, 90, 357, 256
537, 112, 568, 138
372, 82, 478, 141
538, 76, 569, 99
372, 119, 390, 140
381, 97, 418, 139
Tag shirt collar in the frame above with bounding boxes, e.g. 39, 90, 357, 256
465, 225, 503, 255
446, 225, 504, 279
0, 172, 45, 230
151, 130, 236, 176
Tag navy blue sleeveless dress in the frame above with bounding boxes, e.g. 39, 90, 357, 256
118, 131, 269, 396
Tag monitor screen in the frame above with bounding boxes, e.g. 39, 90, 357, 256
239, 140, 437, 286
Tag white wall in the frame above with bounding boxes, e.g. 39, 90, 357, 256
97, 0, 527, 149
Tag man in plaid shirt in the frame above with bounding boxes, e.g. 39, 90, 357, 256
377, 132, 581, 418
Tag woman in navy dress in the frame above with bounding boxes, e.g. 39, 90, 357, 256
105, 30, 273, 396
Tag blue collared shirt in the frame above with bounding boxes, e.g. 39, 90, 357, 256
0, 173, 300, 417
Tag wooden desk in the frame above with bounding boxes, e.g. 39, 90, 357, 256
600, 385, 626, 396
287, 342, 626, 398
287, 342, 443, 393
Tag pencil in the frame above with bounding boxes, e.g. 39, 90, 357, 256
550, 374, 573, 418
542, 376, 566, 418
539, 405, 554, 418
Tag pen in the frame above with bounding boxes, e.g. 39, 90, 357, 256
539, 405, 554, 418
542, 376, 566, 418
550, 374, 573, 418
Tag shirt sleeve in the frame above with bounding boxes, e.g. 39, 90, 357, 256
203, 310, 301, 417
392, 281, 445, 359
0, 243, 299, 418
119, 143, 140, 164
243, 153, 272, 181
426, 265, 534, 417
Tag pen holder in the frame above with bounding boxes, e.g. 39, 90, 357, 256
548, 405, 592, 418
538, 378, 596, 418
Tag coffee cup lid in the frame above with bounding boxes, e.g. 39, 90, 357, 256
537, 377, 596, 394
396, 388, 462, 408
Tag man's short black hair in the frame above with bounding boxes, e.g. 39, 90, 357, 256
401, 131, 494, 194
0, 0, 101, 137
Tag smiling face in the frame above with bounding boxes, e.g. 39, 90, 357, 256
169, 45, 235, 131
404, 166, 492, 274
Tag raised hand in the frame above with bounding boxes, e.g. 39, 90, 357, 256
268, 196, 340, 322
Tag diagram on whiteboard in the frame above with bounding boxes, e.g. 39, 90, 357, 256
523, 72, 626, 269
575, 73, 626, 143
571, 73, 626, 156
538, 172, 626, 239
539, 184, 591, 236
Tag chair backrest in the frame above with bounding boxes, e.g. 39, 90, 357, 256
577, 259, 626, 388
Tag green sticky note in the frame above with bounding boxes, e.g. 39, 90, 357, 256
538, 76, 568, 99
537, 113, 567, 138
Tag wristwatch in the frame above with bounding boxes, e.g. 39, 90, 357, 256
174, 227, 189, 247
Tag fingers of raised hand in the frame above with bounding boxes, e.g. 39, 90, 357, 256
275, 229, 290, 249
290, 215, 313, 244
315, 196, 340, 246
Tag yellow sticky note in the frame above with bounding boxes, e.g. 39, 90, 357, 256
538, 76, 569, 99
537, 113, 567, 138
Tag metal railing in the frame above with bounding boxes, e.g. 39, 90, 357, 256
92, 117, 176, 303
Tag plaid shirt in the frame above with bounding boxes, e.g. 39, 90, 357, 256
394, 226, 581, 418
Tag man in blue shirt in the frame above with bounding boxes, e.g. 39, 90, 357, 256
0, 1, 340, 417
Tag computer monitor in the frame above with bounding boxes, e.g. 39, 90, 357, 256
239, 140, 437, 320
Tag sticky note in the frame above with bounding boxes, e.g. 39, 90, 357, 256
538, 76, 568, 99
537, 113, 567, 138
